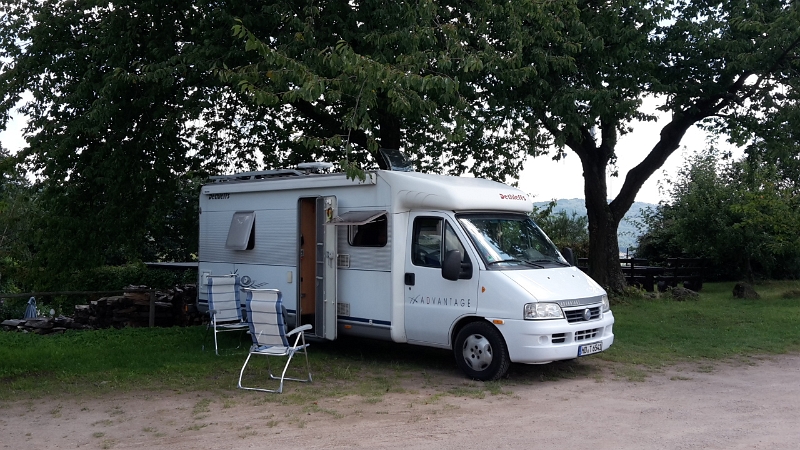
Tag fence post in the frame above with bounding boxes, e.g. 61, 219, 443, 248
149, 290, 156, 328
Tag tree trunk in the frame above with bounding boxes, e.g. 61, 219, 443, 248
378, 109, 402, 152
574, 113, 701, 293
579, 141, 627, 294
586, 210, 627, 293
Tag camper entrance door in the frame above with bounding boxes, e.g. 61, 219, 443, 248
298, 196, 337, 341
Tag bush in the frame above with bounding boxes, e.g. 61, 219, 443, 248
66, 263, 197, 291
635, 150, 800, 281
0, 297, 27, 321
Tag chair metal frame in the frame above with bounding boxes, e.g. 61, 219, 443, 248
202, 274, 249, 355
238, 288, 312, 393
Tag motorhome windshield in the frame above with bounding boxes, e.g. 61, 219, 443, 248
458, 214, 568, 269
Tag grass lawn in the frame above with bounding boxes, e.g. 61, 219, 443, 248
2, 280, 799, 401
604, 280, 800, 366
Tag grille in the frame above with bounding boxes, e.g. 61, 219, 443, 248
575, 328, 600, 341
564, 306, 601, 323
337, 302, 350, 316
552, 333, 566, 344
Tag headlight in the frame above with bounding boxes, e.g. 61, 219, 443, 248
601, 294, 610, 312
523, 302, 564, 320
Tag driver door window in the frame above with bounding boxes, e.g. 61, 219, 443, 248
412, 217, 442, 267
412, 217, 470, 268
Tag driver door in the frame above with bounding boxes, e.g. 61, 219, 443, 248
404, 213, 478, 345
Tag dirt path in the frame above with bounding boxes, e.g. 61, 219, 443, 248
3, 355, 800, 449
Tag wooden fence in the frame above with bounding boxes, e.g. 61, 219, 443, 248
577, 257, 706, 292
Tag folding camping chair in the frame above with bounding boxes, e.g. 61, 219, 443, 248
238, 288, 312, 393
202, 274, 249, 355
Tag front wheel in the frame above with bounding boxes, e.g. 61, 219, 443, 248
453, 321, 510, 381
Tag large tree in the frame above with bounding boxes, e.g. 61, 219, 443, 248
224, 0, 586, 179
480, 0, 800, 291
234, 0, 800, 292
0, 0, 307, 285
2, 0, 799, 293
0, 0, 584, 284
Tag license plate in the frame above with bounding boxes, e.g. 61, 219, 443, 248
578, 341, 603, 356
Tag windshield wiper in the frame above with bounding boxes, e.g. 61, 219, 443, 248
521, 260, 545, 268
486, 258, 523, 266
487, 259, 544, 268
528, 259, 570, 267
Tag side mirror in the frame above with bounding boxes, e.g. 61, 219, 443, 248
561, 247, 575, 266
442, 250, 462, 281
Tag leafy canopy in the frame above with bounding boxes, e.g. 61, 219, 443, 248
1, 0, 799, 292
0, 0, 590, 288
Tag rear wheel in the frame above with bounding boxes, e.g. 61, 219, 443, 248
453, 321, 510, 381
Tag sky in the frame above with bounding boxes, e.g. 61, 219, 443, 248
1, 97, 734, 205
1, 111, 28, 156
516, 96, 738, 205
519, 119, 706, 205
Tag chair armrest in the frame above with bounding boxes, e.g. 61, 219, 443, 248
287, 324, 313, 336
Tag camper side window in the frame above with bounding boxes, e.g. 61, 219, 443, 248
225, 211, 255, 250
349, 215, 388, 247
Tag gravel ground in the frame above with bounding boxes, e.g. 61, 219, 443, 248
3, 354, 800, 449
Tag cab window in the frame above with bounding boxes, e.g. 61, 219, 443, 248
412, 217, 470, 268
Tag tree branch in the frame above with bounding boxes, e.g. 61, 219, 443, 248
290, 99, 370, 149
609, 67, 765, 220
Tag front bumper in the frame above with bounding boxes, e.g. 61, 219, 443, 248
496, 311, 615, 363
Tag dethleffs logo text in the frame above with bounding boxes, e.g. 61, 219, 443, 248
207, 193, 230, 200
499, 193, 527, 201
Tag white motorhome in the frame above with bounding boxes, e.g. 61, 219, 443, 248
198, 166, 614, 380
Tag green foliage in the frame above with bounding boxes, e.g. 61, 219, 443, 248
0, 296, 26, 321
534, 199, 654, 252
0, 146, 37, 293
2, 0, 799, 295
636, 149, 800, 280
494, 0, 800, 290
0, 0, 259, 283
532, 205, 590, 258
63, 264, 197, 291
222, 0, 585, 181
1, 0, 582, 285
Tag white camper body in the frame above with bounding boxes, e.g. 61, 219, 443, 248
198, 169, 614, 380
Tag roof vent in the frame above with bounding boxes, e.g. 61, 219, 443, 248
379, 148, 413, 172
297, 162, 334, 173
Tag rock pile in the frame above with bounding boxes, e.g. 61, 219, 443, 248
732, 282, 760, 299
1, 284, 204, 333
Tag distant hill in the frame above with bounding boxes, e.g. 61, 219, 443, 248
532, 199, 656, 254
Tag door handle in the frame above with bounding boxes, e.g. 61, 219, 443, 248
326, 251, 335, 267
404, 273, 415, 286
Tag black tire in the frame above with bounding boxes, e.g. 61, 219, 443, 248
453, 321, 510, 381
